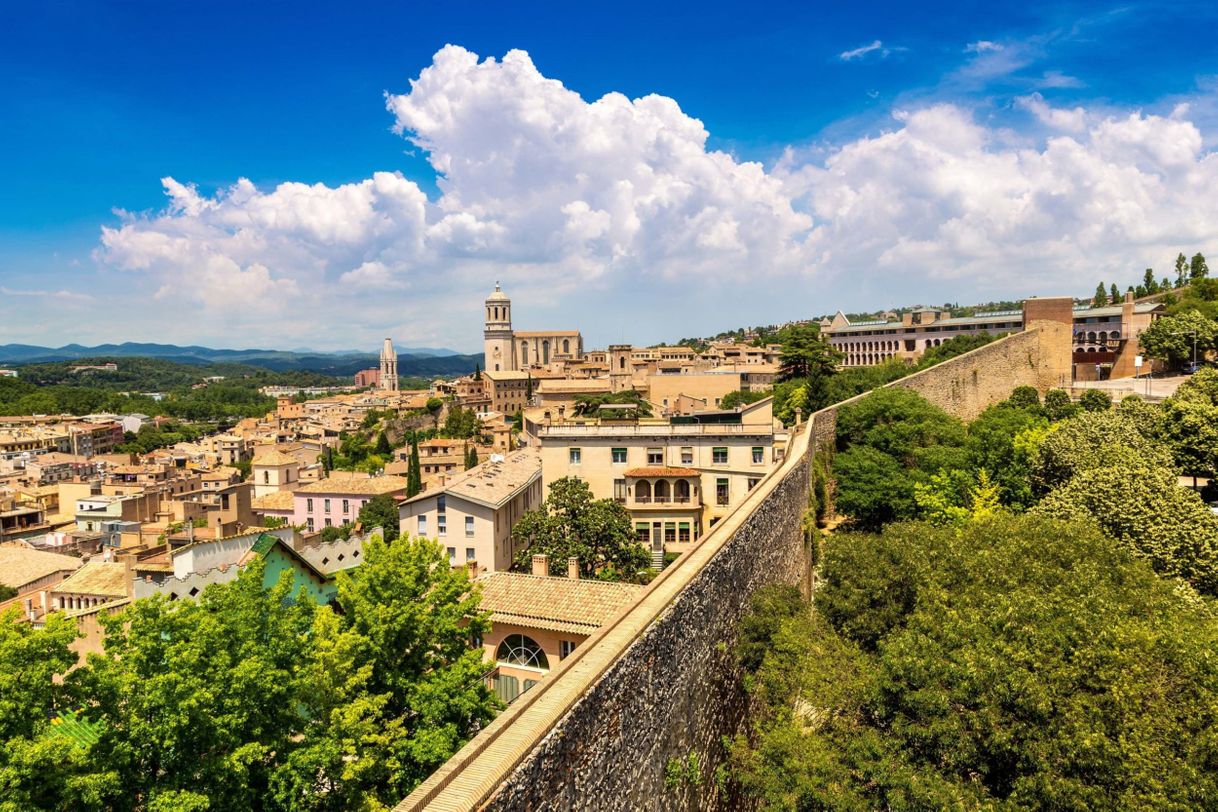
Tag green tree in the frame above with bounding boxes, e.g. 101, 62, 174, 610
1190, 251, 1209, 280
1110, 281, 1121, 303
1078, 388, 1112, 412
732, 515, 1218, 810
1006, 385, 1041, 411
1142, 267, 1158, 294
464, 444, 478, 470
720, 390, 767, 410
1092, 281, 1108, 307
510, 477, 650, 581
1042, 388, 1079, 421
1029, 407, 1172, 494
1161, 367, 1218, 482
964, 402, 1047, 508
334, 534, 497, 798
358, 494, 400, 542
1137, 309, 1218, 369
1034, 462, 1218, 594
374, 430, 393, 457
406, 435, 422, 498
1175, 251, 1189, 286
777, 324, 840, 383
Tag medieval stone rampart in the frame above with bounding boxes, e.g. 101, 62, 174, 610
397, 323, 1070, 811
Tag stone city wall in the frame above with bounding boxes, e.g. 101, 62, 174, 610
398, 322, 1071, 811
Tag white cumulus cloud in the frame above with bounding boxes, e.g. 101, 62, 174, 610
95, 45, 1218, 349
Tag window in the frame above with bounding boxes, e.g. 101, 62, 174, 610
678, 522, 691, 543
664, 522, 676, 544
716, 478, 729, 505
492, 674, 520, 703
466, 547, 476, 562
325, 518, 332, 527
418, 514, 428, 535
748, 477, 761, 491
342, 499, 349, 514
306, 518, 314, 531
569, 448, 581, 465
681, 447, 693, 465
611, 447, 627, 464
635, 522, 651, 544
495, 634, 549, 670
306, 498, 313, 513
263, 471, 270, 484
437, 495, 446, 514
324, 498, 331, 513
465, 515, 475, 536
447, 547, 456, 564
752, 446, 764, 464
647, 447, 664, 465
613, 478, 627, 502
559, 640, 577, 659
437, 514, 447, 536
712, 447, 728, 465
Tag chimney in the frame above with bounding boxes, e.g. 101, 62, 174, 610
567, 556, 580, 580
531, 554, 549, 577
466, 559, 479, 579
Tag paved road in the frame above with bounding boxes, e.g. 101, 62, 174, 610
1074, 375, 1189, 399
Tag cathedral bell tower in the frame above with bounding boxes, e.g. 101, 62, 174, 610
484, 282, 515, 372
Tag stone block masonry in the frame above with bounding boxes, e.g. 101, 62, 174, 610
397, 318, 1073, 811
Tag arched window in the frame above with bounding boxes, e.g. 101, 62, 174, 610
563, 338, 570, 354
521, 343, 528, 364
619, 356, 626, 370
543, 340, 550, 364
496, 634, 549, 670
636, 480, 652, 502
675, 479, 690, 502
654, 479, 670, 502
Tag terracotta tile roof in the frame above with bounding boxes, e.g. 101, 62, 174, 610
403, 450, 540, 509
53, 562, 128, 597
624, 466, 699, 477
476, 572, 643, 635
251, 449, 299, 466
295, 474, 411, 496
251, 490, 295, 511
0, 546, 82, 590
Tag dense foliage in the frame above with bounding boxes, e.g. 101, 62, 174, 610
733, 515, 1218, 810
0, 535, 496, 811
831, 384, 1218, 596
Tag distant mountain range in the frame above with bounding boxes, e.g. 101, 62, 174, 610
0, 343, 482, 378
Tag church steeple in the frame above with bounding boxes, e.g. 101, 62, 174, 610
484, 282, 515, 372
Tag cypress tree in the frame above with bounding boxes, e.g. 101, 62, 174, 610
1110, 283, 1120, 303
1093, 282, 1108, 307
407, 434, 422, 497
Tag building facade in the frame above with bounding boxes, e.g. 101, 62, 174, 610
482, 283, 583, 373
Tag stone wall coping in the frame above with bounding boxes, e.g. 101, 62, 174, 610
395, 419, 813, 811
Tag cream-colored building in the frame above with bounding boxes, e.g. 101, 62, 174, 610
483, 370, 533, 416
482, 283, 582, 373
525, 399, 781, 560
398, 449, 542, 573
250, 447, 302, 498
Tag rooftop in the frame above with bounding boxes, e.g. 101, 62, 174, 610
403, 450, 540, 509
476, 571, 644, 635
251, 449, 298, 466
483, 370, 532, 381
54, 561, 128, 597
0, 546, 82, 589
251, 490, 296, 511
296, 475, 411, 496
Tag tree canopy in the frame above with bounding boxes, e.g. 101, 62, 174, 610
510, 477, 650, 581
732, 515, 1218, 810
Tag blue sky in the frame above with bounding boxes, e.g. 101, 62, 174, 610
2, 1, 1217, 352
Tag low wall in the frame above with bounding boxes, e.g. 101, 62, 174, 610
398, 325, 1069, 811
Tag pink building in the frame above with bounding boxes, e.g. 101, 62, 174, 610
354, 368, 380, 388
291, 474, 409, 533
